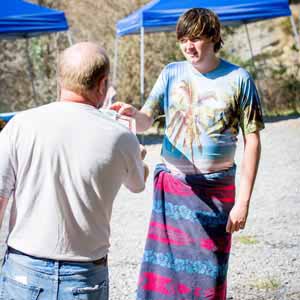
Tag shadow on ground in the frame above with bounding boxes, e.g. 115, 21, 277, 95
137, 133, 163, 146
264, 113, 300, 123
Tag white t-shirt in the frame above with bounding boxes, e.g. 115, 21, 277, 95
0, 101, 145, 261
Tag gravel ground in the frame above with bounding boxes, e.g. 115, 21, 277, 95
109, 116, 300, 300
0, 116, 299, 300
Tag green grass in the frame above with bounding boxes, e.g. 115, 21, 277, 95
236, 235, 259, 245
251, 278, 281, 290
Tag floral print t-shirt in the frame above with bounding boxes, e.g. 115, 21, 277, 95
142, 59, 265, 174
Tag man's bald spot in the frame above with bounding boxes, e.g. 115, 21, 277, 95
61, 42, 106, 71
58, 42, 109, 93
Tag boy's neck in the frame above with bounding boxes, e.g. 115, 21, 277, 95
192, 55, 220, 74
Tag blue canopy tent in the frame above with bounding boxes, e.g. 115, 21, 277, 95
0, 0, 68, 38
0, 0, 69, 125
113, 0, 299, 105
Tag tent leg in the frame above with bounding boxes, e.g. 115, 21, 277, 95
55, 33, 60, 101
244, 23, 256, 70
112, 36, 119, 87
140, 26, 145, 144
289, 15, 300, 51
244, 23, 263, 100
25, 38, 38, 107
67, 30, 73, 46
140, 26, 145, 107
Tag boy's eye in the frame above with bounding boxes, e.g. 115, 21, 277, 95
179, 38, 188, 43
179, 38, 201, 43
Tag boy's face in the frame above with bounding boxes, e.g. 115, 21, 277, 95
179, 36, 215, 66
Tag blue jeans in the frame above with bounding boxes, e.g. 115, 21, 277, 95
0, 248, 109, 300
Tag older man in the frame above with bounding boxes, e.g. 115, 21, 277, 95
0, 42, 147, 300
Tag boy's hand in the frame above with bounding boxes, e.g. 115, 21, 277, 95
226, 202, 249, 233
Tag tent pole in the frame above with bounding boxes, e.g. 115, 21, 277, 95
113, 35, 119, 86
140, 26, 145, 144
25, 38, 38, 107
244, 23, 256, 69
289, 15, 300, 50
244, 23, 263, 100
140, 26, 145, 107
67, 30, 73, 46
55, 33, 60, 101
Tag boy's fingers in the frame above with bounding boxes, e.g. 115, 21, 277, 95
226, 219, 232, 233
232, 223, 239, 232
118, 106, 128, 115
109, 102, 123, 111
119, 105, 137, 117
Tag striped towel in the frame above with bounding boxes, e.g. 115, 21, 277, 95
137, 163, 236, 300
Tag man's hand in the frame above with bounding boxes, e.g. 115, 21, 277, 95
143, 162, 149, 182
226, 202, 249, 233
110, 102, 138, 117
140, 145, 147, 160
140, 145, 148, 181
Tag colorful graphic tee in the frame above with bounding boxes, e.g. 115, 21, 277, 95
142, 59, 264, 174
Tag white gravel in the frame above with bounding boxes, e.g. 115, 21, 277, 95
1, 117, 299, 300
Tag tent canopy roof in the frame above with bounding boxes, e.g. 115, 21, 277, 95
116, 0, 291, 37
0, 0, 68, 38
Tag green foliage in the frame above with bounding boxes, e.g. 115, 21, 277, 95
280, 18, 293, 36
261, 59, 300, 115
220, 50, 259, 79
220, 44, 300, 116
29, 38, 48, 78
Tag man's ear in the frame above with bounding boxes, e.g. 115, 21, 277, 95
98, 75, 108, 96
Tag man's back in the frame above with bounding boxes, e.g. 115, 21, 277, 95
1, 101, 144, 261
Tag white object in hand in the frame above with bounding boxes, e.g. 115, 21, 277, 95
100, 109, 136, 134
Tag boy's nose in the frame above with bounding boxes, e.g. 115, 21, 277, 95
186, 40, 195, 49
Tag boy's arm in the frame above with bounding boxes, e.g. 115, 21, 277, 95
226, 131, 261, 233
110, 102, 153, 133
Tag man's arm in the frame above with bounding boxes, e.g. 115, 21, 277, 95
110, 102, 154, 133
0, 197, 8, 229
0, 123, 15, 230
226, 131, 261, 233
118, 131, 149, 193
